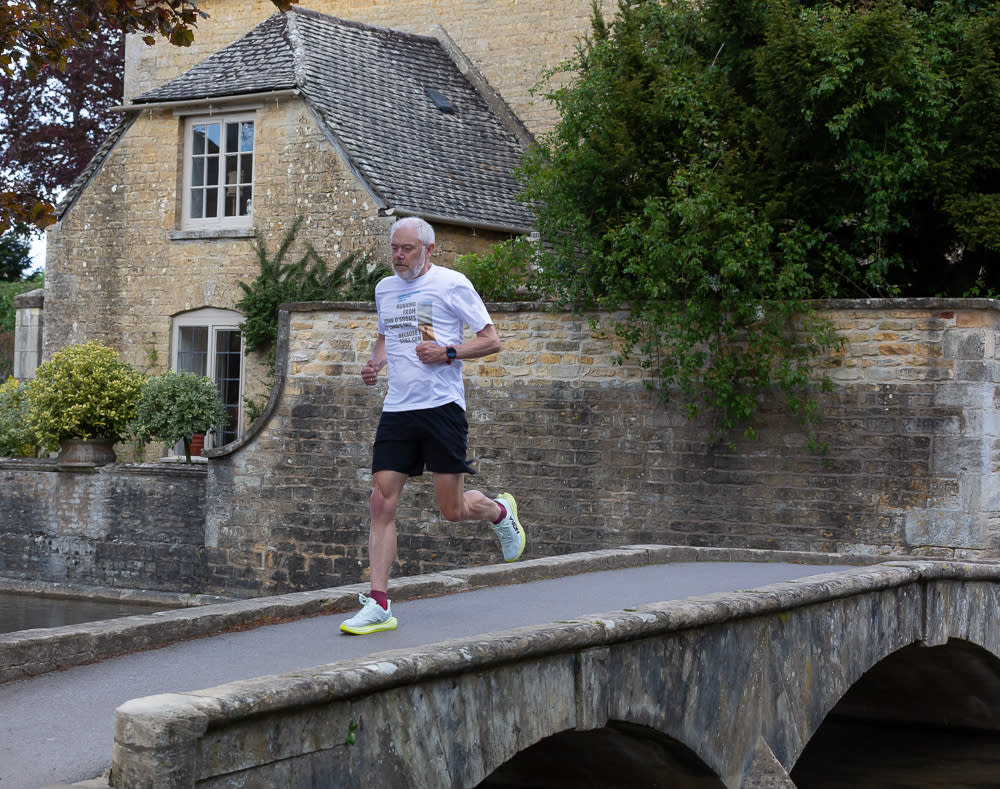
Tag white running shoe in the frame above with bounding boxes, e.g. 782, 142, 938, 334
339, 593, 398, 635
493, 492, 526, 562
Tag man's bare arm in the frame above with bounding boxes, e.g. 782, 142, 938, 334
415, 324, 501, 365
361, 334, 387, 385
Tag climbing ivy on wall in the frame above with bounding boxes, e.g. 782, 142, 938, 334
237, 217, 389, 354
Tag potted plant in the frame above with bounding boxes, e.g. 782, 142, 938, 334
26, 342, 146, 466
132, 369, 230, 463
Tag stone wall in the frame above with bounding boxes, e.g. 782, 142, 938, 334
123, 0, 617, 136
5, 299, 999, 598
0, 461, 210, 592
200, 298, 1000, 596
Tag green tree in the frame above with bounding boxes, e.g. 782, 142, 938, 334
520, 0, 1000, 442
453, 236, 542, 302
0, 228, 32, 281
0, 273, 42, 333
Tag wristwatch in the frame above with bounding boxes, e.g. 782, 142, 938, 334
445, 346, 457, 364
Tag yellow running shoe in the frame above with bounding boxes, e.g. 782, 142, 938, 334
493, 492, 526, 561
340, 593, 398, 635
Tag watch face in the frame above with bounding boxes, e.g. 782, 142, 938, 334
447, 347, 457, 359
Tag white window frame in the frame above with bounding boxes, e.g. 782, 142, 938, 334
181, 112, 256, 231
170, 308, 246, 451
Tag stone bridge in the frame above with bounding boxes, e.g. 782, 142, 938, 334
112, 558, 1000, 787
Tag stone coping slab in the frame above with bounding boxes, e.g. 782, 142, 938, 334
1, 545, 878, 686
0, 577, 235, 607
118, 558, 1000, 724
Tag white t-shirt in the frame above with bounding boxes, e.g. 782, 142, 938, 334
375, 264, 493, 412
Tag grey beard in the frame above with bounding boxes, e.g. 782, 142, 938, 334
395, 255, 429, 282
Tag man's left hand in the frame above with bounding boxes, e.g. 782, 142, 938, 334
415, 341, 448, 365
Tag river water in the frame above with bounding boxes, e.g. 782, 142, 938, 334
0, 592, 170, 634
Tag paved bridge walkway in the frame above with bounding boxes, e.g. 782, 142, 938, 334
0, 546, 857, 788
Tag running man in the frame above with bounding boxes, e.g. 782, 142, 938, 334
340, 217, 526, 635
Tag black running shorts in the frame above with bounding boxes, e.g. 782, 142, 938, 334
372, 402, 476, 476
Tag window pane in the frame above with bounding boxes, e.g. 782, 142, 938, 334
239, 186, 252, 216
240, 122, 254, 152
205, 123, 220, 155
214, 329, 242, 445
226, 122, 239, 155
240, 153, 252, 183
224, 185, 237, 217
192, 125, 208, 155
190, 189, 204, 219
221, 328, 242, 355
177, 327, 208, 375
205, 188, 218, 217
225, 154, 238, 185
206, 158, 219, 187
191, 159, 204, 188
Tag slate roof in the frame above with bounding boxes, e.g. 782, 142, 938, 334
131, 8, 534, 232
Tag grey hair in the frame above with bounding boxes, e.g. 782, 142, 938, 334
390, 216, 435, 247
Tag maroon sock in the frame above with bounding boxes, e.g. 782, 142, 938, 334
492, 502, 507, 524
370, 590, 389, 610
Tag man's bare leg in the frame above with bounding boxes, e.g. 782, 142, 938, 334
369, 469, 408, 593
434, 472, 525, 562
340, 469, 408, 634
433, 472, 502, 523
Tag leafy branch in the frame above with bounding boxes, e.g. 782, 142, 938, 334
236, 217, 389, 354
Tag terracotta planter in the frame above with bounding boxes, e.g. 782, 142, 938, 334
189, 433, 205, 457
57, 437, 117, 467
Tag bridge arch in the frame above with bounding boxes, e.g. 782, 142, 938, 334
458, 566, 1000, 788
477, 721, 726, 788
791, 638, 1000, 785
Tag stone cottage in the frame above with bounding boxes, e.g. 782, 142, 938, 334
35, 1, 607, 451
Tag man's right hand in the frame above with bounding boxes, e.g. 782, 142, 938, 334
361, 360, 380, 386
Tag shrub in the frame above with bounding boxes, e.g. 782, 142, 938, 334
132, 369, 230, 462
452, 236, 542, 302
0, 377, 38, 457
26, 341, 146, 450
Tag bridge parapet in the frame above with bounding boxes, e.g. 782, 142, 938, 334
112, 559, 1000, 787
